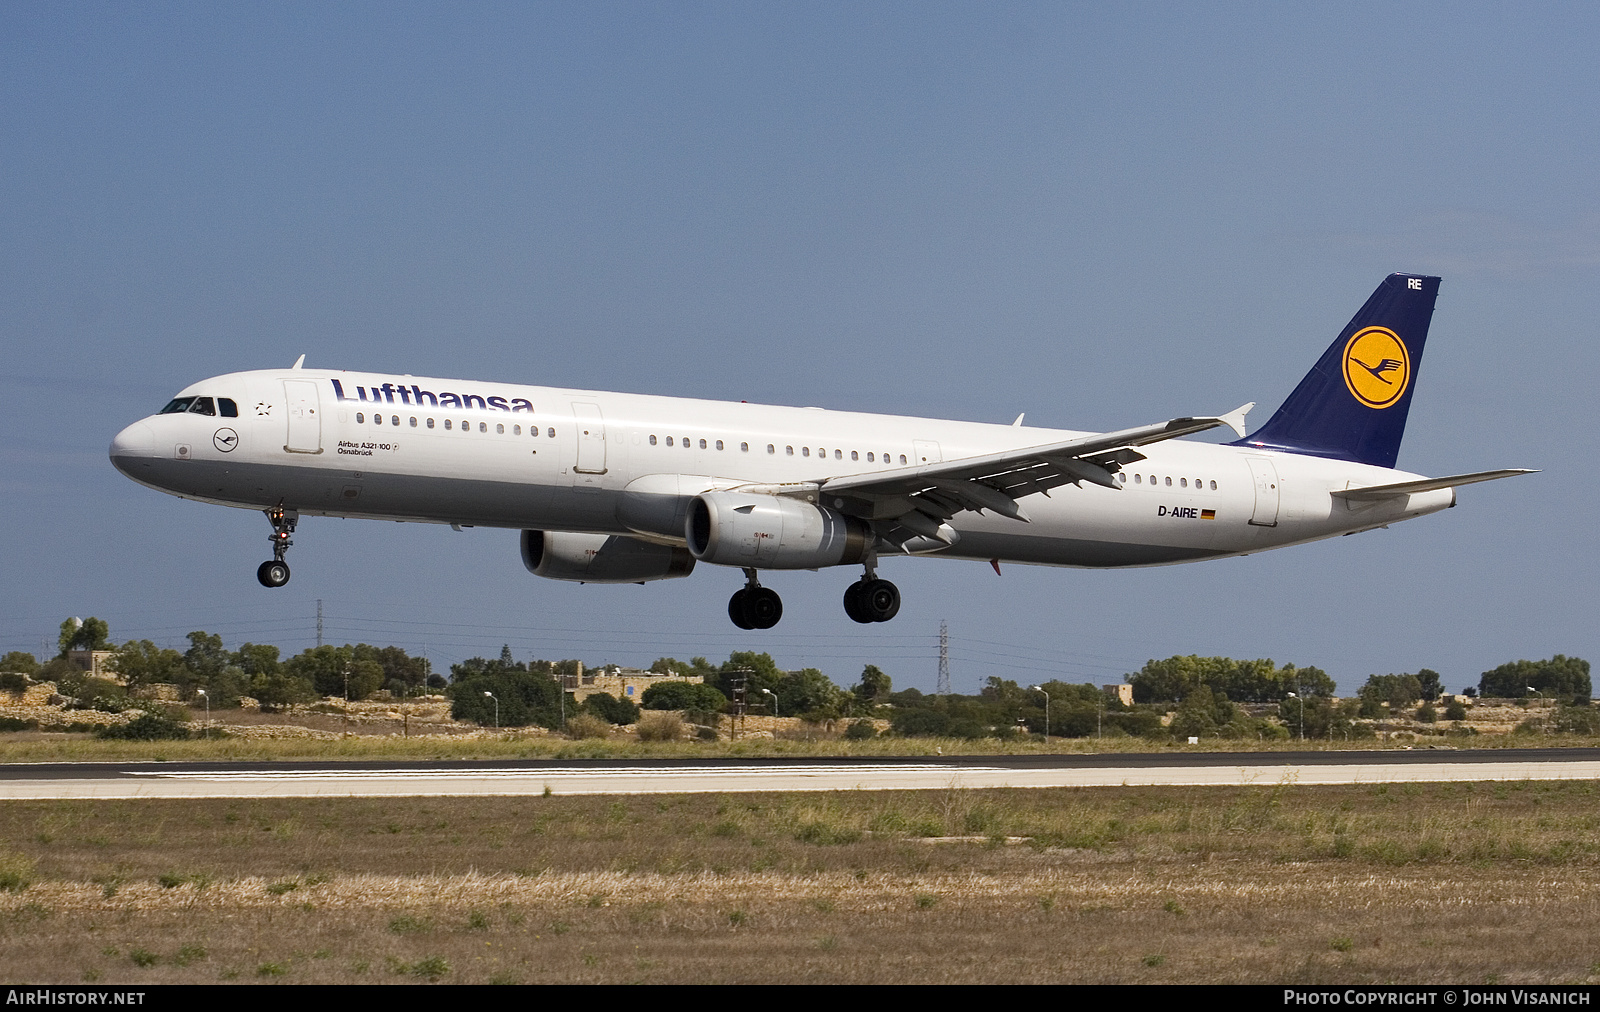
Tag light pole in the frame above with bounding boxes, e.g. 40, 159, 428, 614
761, 688, 778, 719
1031, 686, 1050, 745
196, 689, 208, 739
484, 690, 498, 729
1287, 692, 1304, 741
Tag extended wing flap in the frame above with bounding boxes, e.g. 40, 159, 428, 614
1330, 468, 1538, 501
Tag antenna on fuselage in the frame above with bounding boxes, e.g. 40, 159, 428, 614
291, 354, 306, 369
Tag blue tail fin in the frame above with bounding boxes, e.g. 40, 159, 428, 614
1231, 273, 1440, 469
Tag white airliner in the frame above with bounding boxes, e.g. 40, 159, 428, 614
110, 274, 1531, 629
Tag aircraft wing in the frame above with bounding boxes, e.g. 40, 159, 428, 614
1330, 468, 1538, 501
813, 403, 1254, 548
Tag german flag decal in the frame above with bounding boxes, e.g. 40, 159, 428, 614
1201, 509, 1216, 520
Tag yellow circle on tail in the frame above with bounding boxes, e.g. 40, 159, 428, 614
1342, 326, 1410, 409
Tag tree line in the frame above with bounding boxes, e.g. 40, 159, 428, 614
1, 619, 1589, 738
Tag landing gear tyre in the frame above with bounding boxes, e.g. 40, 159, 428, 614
728, 589, 754, 630
843, 581, 873, 624
257, 560, 291, 588
744, 587, 783, 629
860, 578, 900, 623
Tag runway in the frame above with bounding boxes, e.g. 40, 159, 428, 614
2, 748, 1598, 799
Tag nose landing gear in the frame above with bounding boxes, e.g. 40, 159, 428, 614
728, 569, 783, 630
257, 505, 297, 588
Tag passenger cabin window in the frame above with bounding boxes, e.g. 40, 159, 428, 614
496, 423, 505, 434
802, 447, 810, 457
1210, 480, 1217, 490
649, 435, 657, 445
741, 442, 749, 452
479, 422, 487, 433
899, 454, 907, 464
715, 440, 724, 450
786, 446, 794, 455
547, 427, 555, 438
513, 424, 520, 435
1180, 478, 1187, 488
410, 417, 418, 427
218, 398, 238, 417
1164, 476, 1171, 486
851, 451, 858, 461
867, 452, 875, 462
444, 419, 451, 430
158, 397, 196, 414
699, 439, 707, 449
392, 416, 400, 426
767, 444, 775, 454
356, 412, 365, 424
427, 418, 435, 429
665, 436, 673, 446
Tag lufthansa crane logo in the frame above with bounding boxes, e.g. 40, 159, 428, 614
213, 428, 239, 452
1341, 326, 1410, 409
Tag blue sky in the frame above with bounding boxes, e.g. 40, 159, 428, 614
3, 3, 1595, 694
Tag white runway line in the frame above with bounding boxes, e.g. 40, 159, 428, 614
1, 760, 1598, 799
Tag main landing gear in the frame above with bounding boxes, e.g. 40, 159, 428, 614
725, 566, 902, 630
843, 571, 900, 624
728, 569, 782, 630
256, 504, 297, 588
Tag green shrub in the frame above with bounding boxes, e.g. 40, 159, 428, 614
0, 651, 39, 677
97, 712, 190, 740
0, 717, 37, 732
581, 691, 640, 725
639, 681, 727, 711
1443, 700, 1468, 721
845, 719, 877, 740
0, 671, 27, 693
1415, 702, 1438, 723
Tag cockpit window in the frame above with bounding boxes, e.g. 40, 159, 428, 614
218, 398, 238, 417
159, 397, 196, 414
187, 397, 216, 416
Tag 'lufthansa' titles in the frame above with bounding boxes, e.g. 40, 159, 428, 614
330, 379, 534, 413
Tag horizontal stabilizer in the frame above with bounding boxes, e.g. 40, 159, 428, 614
1330, 469, 1538, 501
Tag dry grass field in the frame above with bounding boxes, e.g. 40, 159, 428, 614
4, 780, 1600, 983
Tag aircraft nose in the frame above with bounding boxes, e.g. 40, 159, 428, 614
109, 421, 156, 474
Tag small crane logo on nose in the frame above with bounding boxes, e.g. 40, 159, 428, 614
213, 428, 239, 452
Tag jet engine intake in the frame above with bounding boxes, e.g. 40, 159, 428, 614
521, 530, 695, 584
686, 491, 871, 569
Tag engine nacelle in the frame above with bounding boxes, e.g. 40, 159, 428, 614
686, 491, 871, 569
521, 530, 695, 584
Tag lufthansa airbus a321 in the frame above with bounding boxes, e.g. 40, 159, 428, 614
110, 274, 1532, 629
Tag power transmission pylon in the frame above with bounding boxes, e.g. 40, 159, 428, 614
937, 620, 950, 696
